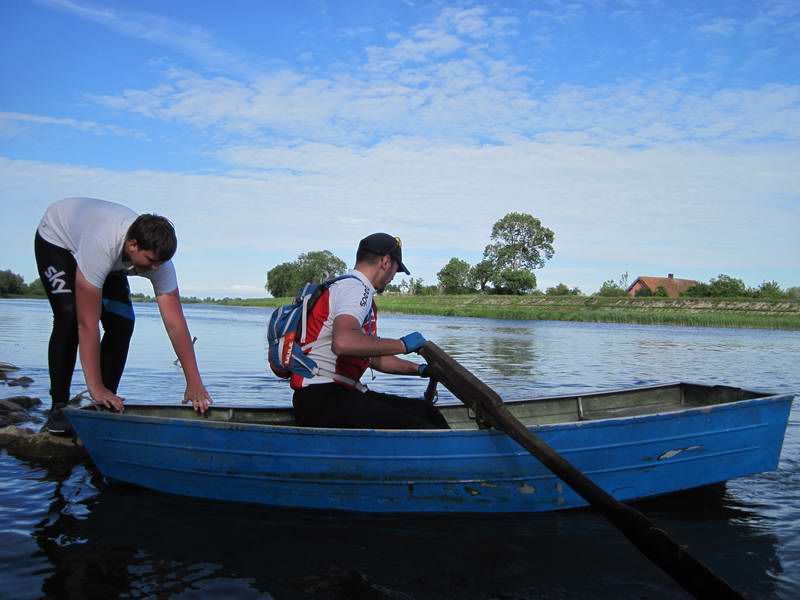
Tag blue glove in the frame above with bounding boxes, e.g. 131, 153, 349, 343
417, 363, 430, 378
400, 331, 427, 354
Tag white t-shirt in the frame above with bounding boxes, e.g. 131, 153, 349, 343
294, 269, 377, 388
37, 197, 178, 295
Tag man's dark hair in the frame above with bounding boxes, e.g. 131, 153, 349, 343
126, 214, 177, 262
355, 248, 384, 266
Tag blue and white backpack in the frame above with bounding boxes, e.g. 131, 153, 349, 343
267, 274, 361, 380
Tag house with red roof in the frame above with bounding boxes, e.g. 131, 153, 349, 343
626, 274, 699, 298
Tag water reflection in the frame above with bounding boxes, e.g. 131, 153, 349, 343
23, 471, 785, 599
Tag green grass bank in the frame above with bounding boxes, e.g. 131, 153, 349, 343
207, 295, 800, 330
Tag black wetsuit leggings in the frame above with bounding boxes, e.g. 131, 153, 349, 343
293, 383, 450, 429
34, 232, 135, 408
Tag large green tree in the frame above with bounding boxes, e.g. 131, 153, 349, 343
437, 258, 471, 294
484, 212, 555, 272
265, 250, 347, 297
265, 262, 302, 298
297, 251, 347, 283
483, 212, 554, 294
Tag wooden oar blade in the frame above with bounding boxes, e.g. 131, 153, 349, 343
418, 340, 743, 599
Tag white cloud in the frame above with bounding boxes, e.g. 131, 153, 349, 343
35, 0, 257, 77
696, 17, 737, 36
3, 135, 798, 296
87, 61, 800, 149
0, 111, 146, 139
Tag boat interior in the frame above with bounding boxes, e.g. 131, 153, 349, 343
88, 382, 772, 430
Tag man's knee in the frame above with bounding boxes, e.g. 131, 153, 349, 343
52, 303, 78, 336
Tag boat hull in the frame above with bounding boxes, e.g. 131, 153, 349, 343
66, 387, 794, 513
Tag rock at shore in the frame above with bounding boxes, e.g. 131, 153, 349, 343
1, 395, 88, 464
0, 426, 88, 463
0, 396, 43, 429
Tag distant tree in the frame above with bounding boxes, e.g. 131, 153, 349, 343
494, 268, 537, 295
468, 260, 494, 292
484, 213, 555, 271
0, 269, 25, 295
634, 287, 653, 297
707, 274, 748, 298
384, 283, 401, 293
417, 284, 440, 296
654, 285, 669, 297
482, 213, 554, 293
756, 280, 784, 299
683, 282, 711, 297
596, 279, 627, 297
297, 250, 347, 283
265, 250, 347, 298
265, 262, 301, 298
26, 277, 45, 297
437, 258, 471, 294
409, 277, 426, 295
545, 283, 581, 296
786, 287, 800, 300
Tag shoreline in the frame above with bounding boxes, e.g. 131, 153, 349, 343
6, 294, 799, 330
183, 294, 800, 330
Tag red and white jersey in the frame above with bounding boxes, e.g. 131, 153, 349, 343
290, 269, 377, 390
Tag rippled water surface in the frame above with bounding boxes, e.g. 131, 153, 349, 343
1, 298, 799, 599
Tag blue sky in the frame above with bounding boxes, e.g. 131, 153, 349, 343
1, 0, 798, 298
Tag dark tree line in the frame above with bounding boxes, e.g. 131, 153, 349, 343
0, 270, 44, 297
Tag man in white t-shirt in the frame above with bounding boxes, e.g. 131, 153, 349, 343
290, 233, 449, 429
34, 197, 212, 435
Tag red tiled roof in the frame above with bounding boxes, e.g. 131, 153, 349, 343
627, 276, 699, 298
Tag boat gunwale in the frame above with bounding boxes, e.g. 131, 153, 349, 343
65, 382, 796, 438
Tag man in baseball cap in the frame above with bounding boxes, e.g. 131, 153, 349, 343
357, 233, 411, 276
289, 232, 448, 430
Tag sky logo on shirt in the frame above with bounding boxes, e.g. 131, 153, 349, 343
44, 266, 72, 295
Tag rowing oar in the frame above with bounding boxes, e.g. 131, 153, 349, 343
419, 341, 742, 599
423, 376, 438, 404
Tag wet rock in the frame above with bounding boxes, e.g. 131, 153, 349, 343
0, 362, 20, 372
4, 396, 41, 410
7, 411, 29, 424
7, 376, 34, 388
0, 426, 88, 463
0, 399, 25, 414
0, 416, 9, 428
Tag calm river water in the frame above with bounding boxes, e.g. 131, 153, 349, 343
1, 298, 799, 599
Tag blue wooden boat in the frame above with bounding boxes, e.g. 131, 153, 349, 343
65, 383, 794, 513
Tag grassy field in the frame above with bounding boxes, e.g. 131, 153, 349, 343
208, 294, 800, 330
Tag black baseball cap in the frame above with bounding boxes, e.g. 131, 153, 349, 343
358, 233, 410, 275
